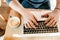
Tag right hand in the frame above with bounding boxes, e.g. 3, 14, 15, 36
24, 11, 38, 29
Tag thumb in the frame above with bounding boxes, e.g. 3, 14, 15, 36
41, 13, 49, 18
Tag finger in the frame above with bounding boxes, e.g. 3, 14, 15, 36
41, 13, 49, 18
33, 15, 38, 21
26, 23, 32, 28
25, 24, 28, 28
50, 21, 57, 27
54, 24, 57, 27
46, 19, 54, 27
32, 18, 38, 26
29, 20, 37, 28
45, 16, 52, 24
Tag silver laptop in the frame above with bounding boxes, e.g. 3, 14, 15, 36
21, 0, 58, 34
8, 0, 60, 37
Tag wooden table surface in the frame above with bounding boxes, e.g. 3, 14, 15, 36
4, 9, 60, 40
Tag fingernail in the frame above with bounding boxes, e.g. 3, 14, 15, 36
35, 27, 38, 29
50, 25, 52, 27
44, 21, 46, 24
36, 23, 38, 26
46, 24, 48, 27
25, 27, 28, 28
44, 23, 46, 25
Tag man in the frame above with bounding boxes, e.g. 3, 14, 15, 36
6, 0, 60, 28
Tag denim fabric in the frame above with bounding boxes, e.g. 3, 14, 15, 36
29, 0, 45, 3
6, 0, 50, 9
6, 0, 12, 4
19, 0, 50, 9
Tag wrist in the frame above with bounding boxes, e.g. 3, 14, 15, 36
53, 8, 60, 14
50, 9, 59, 17
55, 8, 60, 10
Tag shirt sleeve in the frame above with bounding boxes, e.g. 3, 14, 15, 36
6, 0, 12, 4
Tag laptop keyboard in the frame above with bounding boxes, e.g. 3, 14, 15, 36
24, 21, 58, 34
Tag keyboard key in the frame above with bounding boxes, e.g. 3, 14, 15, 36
24, 21, 58, 34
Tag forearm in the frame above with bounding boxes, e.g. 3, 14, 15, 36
6, 0, 27, 17
53, 0, 60, 14
55, 0, 60, 9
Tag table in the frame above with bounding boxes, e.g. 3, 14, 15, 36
4, 9, 60, 40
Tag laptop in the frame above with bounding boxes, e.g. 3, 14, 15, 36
21, 0, 58, 33
8, 0, 60, 37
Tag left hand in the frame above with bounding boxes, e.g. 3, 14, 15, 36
41, 9, 59, 27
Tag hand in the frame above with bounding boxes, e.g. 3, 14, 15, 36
24, 10, 38, 28
41, 9, 59, 27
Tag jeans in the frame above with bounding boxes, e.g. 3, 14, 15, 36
20, 0, 50, 9
6, 0, 11, 4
